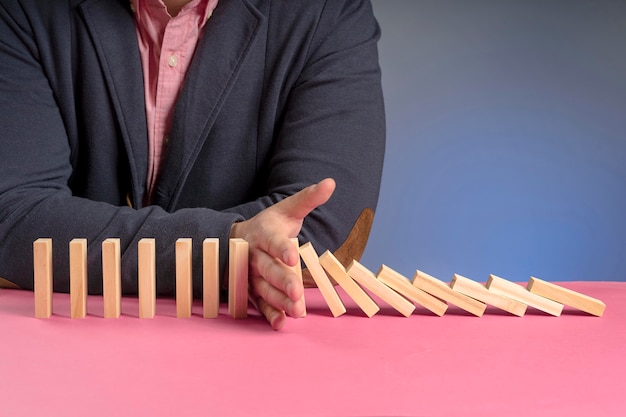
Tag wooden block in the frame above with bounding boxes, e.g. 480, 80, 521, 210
33, 238, 53, 318
69, 239, 88, 319
527, 276, 606, 317
450, 274, 527, 317
298, 242, 346, 317
486, 274, 563, 316
102, 238, 121, 318
228, 238, 249, 319
347, 260, 415, 317
376, 265, 448, 316
176, 238, 193, 318
138, 238, 156, 319
203, 238, 219, 319
319, 251, 379, 318
291, 238, 306, 318
413, 270, 487, 317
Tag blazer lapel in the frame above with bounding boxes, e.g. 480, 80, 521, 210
78, 0, 149, 207
154, 0, 264, 211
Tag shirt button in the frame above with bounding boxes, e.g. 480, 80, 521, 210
168, 55, 178, 67
164, 135, 170, 146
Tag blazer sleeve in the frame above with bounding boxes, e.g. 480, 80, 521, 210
0, 2, 243, 296
225, 0, 386, 256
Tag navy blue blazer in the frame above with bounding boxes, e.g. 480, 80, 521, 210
0, 0, 385, 296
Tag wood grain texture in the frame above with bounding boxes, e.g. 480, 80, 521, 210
527, 276, 605, 317
487, 274, 563, 316
102, 239, 121, 318
413, 270, 486, 317
69, 239, 88, 319
298, 242, 346, 317
138, 238, 156, 319
176, 238, 193, 318
291, 238, 306, 317
228, 238, 249, 319
450, 274, 526, 317
33, 238, 53, 318
347, 260, 415, 317
203, 238, 219, 319
320, 251, 379, 318
302, 208, 374, 287
377, 265, 448, 316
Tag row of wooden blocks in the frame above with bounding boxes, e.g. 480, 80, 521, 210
33, 237, 253, 319
32, 238, 606, 320
300, 242, 605, 318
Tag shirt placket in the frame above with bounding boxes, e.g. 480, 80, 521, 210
148, 13, 196, 198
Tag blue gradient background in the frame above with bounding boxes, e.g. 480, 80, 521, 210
361, 1, 626, 281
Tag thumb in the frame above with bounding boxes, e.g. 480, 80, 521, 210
277, 178, 336, 220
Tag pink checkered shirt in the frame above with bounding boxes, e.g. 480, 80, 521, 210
130, 0, 219, 203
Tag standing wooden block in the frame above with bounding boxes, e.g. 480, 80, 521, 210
102, 238, 121, 318
486, 274, 563, 316
450, 274, 527, 317
69, 239, 88, 319
376, 265, 448, 316
203, 238, 219, 319
291, 238, 306, 317
228, 238, 249, 319
320, 251, 379, 318
347, 260, 415, 317
176, 238, 193, 318
33, 238, 53, 318
138, 238, 156, 319
298, 242, 346, 317
527, 276, 606, 317
413, 270, 487, 317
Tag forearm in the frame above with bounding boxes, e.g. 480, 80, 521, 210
0, 189, 242, 296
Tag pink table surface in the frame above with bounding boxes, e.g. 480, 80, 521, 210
1, 282, 625, 417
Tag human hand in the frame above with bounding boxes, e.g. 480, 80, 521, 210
230, 178, 336, 330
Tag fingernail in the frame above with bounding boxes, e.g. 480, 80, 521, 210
293, 299, 305, 318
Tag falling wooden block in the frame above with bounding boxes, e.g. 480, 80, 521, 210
298, 242, 346, 317
486, 274, 563, 316
527, 276, 606, 317
176, 238, 193, 318
413, 270, 487, 317
138, 238, 156, 319
319, 251, 380, 318
291, 238, 306, 318
347, 260, 415, 317
69, 239, 88, 319
376, 265, 448, 316
450, 274, 527, 317
203, 238, 219, 319
33, 238, 53, 318
102, 238, 121, 318
228, 238, 249, 319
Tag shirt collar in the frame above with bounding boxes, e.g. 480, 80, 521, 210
129, 0, 218, 24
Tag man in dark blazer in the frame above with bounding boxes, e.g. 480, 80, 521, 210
0, 0, 385, 329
